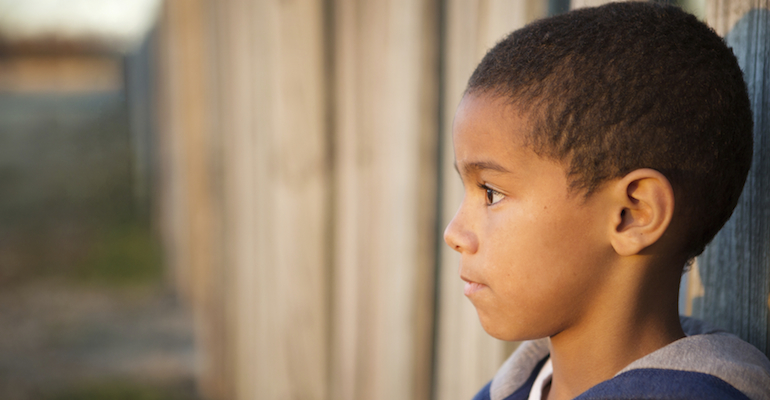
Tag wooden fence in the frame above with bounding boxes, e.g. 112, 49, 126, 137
154, 0, 769, 399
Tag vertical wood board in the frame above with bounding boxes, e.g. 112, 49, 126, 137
695, 2, 770, 355
330, 1, 439, 399
156, 1, 231, 397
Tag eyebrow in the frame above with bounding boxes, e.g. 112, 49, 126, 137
454, 160, 510, 175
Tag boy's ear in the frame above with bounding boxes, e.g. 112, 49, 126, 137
609, 168, 675, 256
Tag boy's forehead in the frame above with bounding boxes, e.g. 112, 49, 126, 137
451, 96, 527, 178
452, 93, 533, 157
454, 92, 541, 145
451, 92, 577, 188
455, 92, 518, 126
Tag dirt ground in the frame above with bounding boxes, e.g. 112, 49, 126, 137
0, 278, 199, 400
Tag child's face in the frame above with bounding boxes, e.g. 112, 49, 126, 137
445, 93, 616, 341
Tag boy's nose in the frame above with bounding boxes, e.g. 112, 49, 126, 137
444, 210, 478, 254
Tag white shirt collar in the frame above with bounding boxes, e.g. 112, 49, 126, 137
528, 358, 553, 400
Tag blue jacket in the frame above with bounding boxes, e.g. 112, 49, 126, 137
473, 317, 770, 400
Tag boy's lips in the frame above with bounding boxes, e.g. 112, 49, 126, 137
461, 276, 487, 296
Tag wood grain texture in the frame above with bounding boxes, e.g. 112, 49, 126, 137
330, 1, 439, 399
161, 0, 439, 398
213, 1, 260, 399
158, 0, 331, 398
156, 1, 232, 398
230, 1, 329, 399
693, 1, 770, 356
433, 2, 543, 399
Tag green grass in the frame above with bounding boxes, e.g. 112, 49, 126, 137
44, 381, 197, 400
75, 222, 164, 286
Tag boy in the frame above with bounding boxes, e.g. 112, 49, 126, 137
443, 2, 770, 400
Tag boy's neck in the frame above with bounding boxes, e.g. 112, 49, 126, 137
544, 258, 686, 400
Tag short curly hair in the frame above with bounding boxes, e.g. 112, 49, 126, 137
467, 1, 753, 258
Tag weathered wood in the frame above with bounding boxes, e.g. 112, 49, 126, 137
218, 1, 330, 399
160, 0, 442, 397
158, 0, 330, 399
155, 2, 231, 399
330, 1, 439, 399
690, 0, 770, 356
434, 2, 544, 399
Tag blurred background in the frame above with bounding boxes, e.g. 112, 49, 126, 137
0, 1, 197, 399
0, 0, 767, 400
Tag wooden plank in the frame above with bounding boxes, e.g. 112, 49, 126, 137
156, 1, 231, 398
212, 1, 259, 398
159, 0, 330, 398
161, 1, 440, 398
214, 1, 331, 399
433, 2, 544, 399
156, 0, 190, 309
330, 1, 439, 399
690, 0, 770, 356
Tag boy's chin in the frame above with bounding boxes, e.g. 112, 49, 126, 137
477, 314, 543, 342
479, 318, 527, 342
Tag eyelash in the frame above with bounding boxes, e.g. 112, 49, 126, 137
478, 184, 505, 205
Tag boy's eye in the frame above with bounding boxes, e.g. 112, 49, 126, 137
484, 187, 505, 205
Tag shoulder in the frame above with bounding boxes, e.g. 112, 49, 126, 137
472, 381, 492, 400
575, 368, 753, 400
606, 318, 770, 400
578, 317, 770, 400
478, 318, 770, 400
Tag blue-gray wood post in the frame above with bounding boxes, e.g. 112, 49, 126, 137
692, 4, 770, 356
